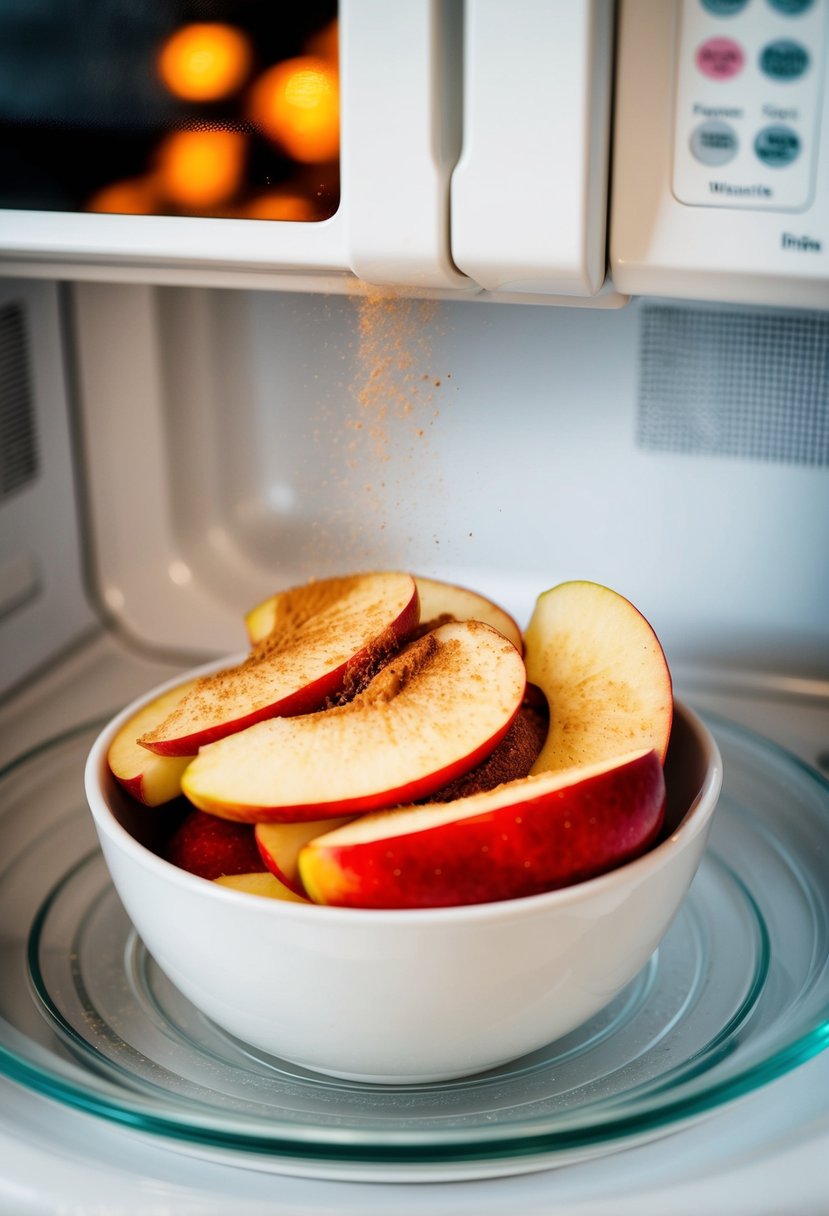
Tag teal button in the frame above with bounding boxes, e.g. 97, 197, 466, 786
754, 125, 801, 166
700, 0, 749, 13
760, 39, 810, 80
766, 0, 813, 14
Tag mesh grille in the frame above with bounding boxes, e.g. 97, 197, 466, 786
0, 302, 39, 498
637, 305, 829, 466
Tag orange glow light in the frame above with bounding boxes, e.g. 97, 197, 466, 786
158, 23, 252, 102
155, 129, 246, 210
243, 191, 320, 221
248, 56, 339, 163
85, 177, 159, 216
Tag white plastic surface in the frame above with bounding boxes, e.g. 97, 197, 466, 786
0, 281, 96, 696
451, 0, 613, 296
342, 0, 470, 290
611, 0, 829, 307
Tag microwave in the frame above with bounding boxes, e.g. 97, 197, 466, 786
1, 1, 828, 1211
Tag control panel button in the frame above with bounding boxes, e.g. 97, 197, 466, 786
754, 124, 801, 165
759, 39, 810, 79
690, 119, 740, 164
696, 36, 746, 78
765, 0, 814, 15
700, 0, 750, 14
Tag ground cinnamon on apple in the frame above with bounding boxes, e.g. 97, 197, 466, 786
427, 704, 549, 801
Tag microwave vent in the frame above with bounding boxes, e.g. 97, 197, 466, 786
637, 305, 829, 467
0, 301, 39, 500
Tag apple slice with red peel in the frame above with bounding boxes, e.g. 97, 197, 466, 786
413, 575, 523, 651
426, 702, 548, 802
523, 581, 673, 774
255, 817, 355, 895
181, 620, 527, 823
245, 574, 522, 653
163, 809, 266, 880
298, 748, 666, 909
139, 571, 419, 757
107, 679, 198, 805
214, 872, 311, 902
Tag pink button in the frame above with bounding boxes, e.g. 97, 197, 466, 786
696, 37, 745, 80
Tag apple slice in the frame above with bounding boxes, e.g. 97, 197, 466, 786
139, 571, 419, 757
163, 809, 266, 880
298, 748, 666, 909
255, 817, 355, 895
214, 872, 311, 902
107, 679, 198, 805
523, 581, 673, 773
245, 574, 522, 652
413, 575, 523, 651
181, 620, 527, 822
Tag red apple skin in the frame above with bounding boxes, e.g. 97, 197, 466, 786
180, 622, 527, 823
186, 721, 524, 824
298, 749, 666, 909
140, 572, 420, 757
164, 810, 266, 881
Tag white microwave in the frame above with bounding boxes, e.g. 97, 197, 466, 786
1, 2, 829, 1210
1, 0, 827, 306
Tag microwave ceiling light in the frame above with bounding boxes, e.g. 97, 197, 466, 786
157, 23, 254, 103
248, 56, 340, 164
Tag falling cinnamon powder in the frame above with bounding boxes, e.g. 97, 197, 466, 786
307, 285, 447, 566
348, 287, 441, 466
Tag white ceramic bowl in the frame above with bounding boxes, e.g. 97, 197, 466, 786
85, 665, 722, 1085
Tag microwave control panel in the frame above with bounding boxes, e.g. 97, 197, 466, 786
673, 0, 827, 210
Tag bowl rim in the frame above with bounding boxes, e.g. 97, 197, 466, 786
84, 656, 723, 927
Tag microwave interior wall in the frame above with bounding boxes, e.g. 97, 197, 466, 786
3, 279, 829, 714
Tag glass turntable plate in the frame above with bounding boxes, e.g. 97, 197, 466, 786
0, 712, 828, 1182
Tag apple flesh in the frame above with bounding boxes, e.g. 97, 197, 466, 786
245, 574, 523, 653
139, 571, 419, 757
298, 748, 666, 909
181, 620, 527, 823
107, 680, 198, 805
163, 809, 266, 880
523, 581, 673, 773
426, 701, 548, 802
255, 817, 355, 896
412, 575, 523, 651
214, 871, 311, 902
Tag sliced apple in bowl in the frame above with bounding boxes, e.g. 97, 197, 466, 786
107, 679, 198, 805
181, 620, 527, 822
523, 580, 673, 773
139, 571, 419, 757
414, 575, 521, 649
215, 871, 311, 903
298, 748, 666, 909
164, 808, 266, 880
255, 817, 355, 896
246, 574, 523, 652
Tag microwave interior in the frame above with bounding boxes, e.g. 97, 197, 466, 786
3, 277, 828, 752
